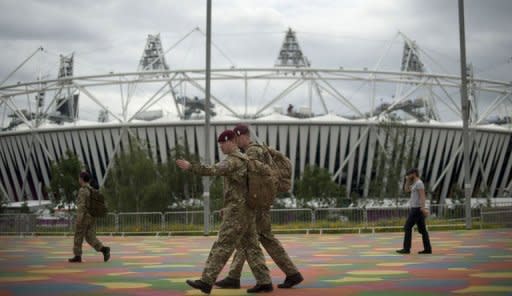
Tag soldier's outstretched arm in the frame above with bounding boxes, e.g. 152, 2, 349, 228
189, 158, 241, 176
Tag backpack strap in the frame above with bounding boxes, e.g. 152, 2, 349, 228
230, 152, 250, 193
258, 144, 277, 167
85, 186, 93, 214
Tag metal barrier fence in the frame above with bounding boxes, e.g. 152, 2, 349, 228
271, 208, 313, 226
164, 211, 204, 232
118, 212, 163, 233
480, 206, 512, 229
1, 203, 511, 235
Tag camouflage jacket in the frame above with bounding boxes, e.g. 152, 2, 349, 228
190, 148, 248, 208
245, 143, 272, 164
76, 184, 92, 222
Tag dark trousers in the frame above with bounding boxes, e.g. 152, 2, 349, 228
403, 207, 432, 251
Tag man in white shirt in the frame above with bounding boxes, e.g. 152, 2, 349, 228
396, 168, 432, 254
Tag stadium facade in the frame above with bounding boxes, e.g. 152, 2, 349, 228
1, 29, 511, 204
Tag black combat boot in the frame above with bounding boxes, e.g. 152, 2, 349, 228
278, 272, 304, 288
186, 279, 212, 294
100, 246, 110, 262
396, 249, 410, 254
68, 256, 82, 263
215, 277, 240, 288
247, 283, 273, 293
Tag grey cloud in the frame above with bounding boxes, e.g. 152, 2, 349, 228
1, 0, 511, 121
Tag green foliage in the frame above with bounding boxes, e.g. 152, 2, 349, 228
47, 150, 82, 211
368, 121, 414, 200
293, 165, 343, 208
451, 184, 465, 200
103, 140, 203, 212
0, 190, 7, 213
19, 202, 31, 213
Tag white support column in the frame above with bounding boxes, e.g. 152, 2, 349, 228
319, 126, 329, 168
288, 125, 299, 189
156, 127, 167, 163
308, 125, 319, 166
278, 125, 289, 155
328, 125, 340, 175
268, 125, 278, 149
363, 126, 377, 197
429, 129, 448, 195
490, 135, 508, 196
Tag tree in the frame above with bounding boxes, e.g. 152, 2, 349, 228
48, 150, 82, 214
103, 140, 203, 213
294, 165, 343, 208
19, 202, 31, 213
368, 121, 414, 201
0, 190, 7, 213
103, 141, 157, 212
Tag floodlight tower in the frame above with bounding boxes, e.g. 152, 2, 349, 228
138, 34, 170, 75
401, 41, 425, 73
54, 53, 79, 122
395, 36, 439, 121
275, 28, 310, 67
274, 28, 318, 117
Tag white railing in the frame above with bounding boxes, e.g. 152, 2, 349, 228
1, 203, 511, 235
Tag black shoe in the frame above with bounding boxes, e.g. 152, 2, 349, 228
396, 249, 410, 254
68, 256, 82, 263
186, 279, 212, 294
215, 277, 240, 289
247, 284, 273, 293
278, 273, 304, 288
418, 250, 432, 254
101, 246, 110, 262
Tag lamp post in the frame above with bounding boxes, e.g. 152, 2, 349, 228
203, 0, 212, 235
458, 0, 472, 229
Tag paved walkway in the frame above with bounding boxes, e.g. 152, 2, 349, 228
0, 229, 511, 295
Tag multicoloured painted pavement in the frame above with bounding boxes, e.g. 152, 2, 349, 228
0, 229, 511, 296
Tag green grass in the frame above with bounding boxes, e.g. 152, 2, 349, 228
4, 216, 509, 236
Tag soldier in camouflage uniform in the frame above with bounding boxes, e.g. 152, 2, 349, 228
176, 129, 273, 294
68, 171, 110, 263
215, 124, 304, 289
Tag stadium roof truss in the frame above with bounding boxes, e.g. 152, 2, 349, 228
1, 30, 511, 203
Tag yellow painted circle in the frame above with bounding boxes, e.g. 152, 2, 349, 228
28, 269, 83, 274
454, 285, 512, 293
186, 289, 250, 295
470, 272, 512, 278
0, 276, 49, 282
377, 262, 416, 267
348, 270, 408, 276
324, 277, 383, 283
95, 282, 151, 289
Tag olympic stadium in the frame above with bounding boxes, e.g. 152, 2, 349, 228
1, 28, 511, 205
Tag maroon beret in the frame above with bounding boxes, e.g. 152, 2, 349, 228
79, 171, 90, 182
217, 130, 236, 143
233, 124, 250, 136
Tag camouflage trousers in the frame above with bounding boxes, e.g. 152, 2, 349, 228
201, 204, 271, 285
228, 209, 299, 279
73, 214, 103, 256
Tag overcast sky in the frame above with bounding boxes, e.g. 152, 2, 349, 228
1, 0, 511, 121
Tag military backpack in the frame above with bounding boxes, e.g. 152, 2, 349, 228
234, 153, 278, 209
86, 187, 108, 217
264, 146, 292, 193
